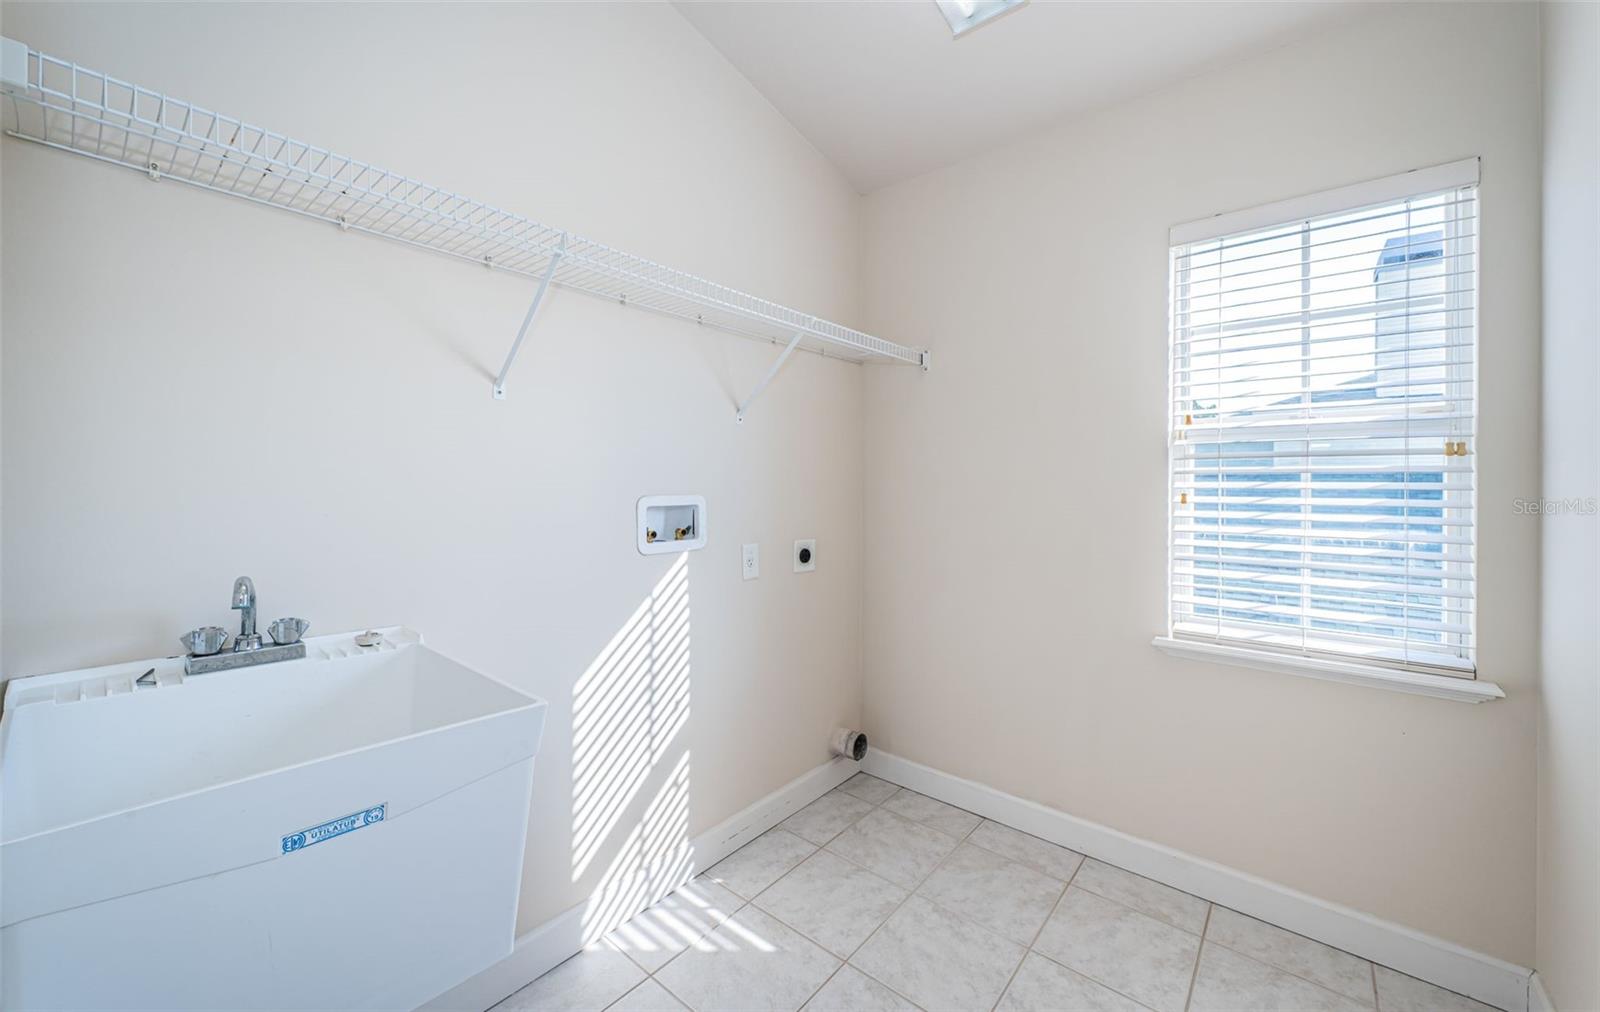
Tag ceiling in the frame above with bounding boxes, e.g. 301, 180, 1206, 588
676, 1, 1370, 193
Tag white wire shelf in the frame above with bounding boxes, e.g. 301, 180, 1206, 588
0, 38, 927, 406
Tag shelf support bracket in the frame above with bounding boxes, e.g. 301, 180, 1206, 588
492, 234, 567, 400
735, 327, 808, 423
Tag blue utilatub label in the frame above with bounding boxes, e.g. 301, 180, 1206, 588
281, 803, 386, 854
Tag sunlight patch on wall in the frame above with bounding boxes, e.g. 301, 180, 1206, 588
572, 553, 697, 946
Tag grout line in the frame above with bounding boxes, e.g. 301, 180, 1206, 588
1061, 876, 1170, 915
612, 767, 1394, 1012
846, 771, 1121, 1011
599, 976, 652, 1012
838, 777, 961, 949
600, 774, 894, 1011
1201, 936, 1385, 1009
642, 770, 1269, 1012
780, 782, 889, 848
1182, 904, 1214, 1011
1202, 904, 1387, 1007
815, 806, 957, 886
797, 963, 849, 1011
825, 837, 959, 1000
987, 852, 1083, 1011
745, 836, 910, 963
827, 782, 940, 964
786, 781, 927, 1012
1066, 863, 1210, 932
612, 940, 654, 978
1022, 949, 1161, 1012
643, 895, 749, 981
609, 882, 747, 979
1001, 852, 1202, 1010
650, 969, 697, 1012
962, 830, 1088, 875
829, 775, 1027, 1010
868, 769, 1439, 1008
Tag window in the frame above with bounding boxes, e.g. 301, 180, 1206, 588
932, 0, 1027, 37
1166, 161, 1478, 677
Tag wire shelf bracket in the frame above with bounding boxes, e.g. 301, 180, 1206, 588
0, 37, 930, 411
493, 234, 566, 400
735, 325, 807, 423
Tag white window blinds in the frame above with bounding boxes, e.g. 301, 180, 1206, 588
1168, 164, 1478, 675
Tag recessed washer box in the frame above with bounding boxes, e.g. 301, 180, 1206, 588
637, 495, 707, 555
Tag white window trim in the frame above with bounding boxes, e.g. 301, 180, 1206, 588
1151, 636, 1505, 703
1162, 159, 1496, 703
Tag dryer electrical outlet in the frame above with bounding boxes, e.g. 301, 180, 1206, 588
793, 539, 816, 573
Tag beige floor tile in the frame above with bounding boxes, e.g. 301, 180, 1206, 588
1190, 942, 1372, 1012
882, 789, 982, 838
967, 821, 1086, 882
916, 841, 1065, 944
851, 896, 1026, 1011
802, 966, 920, 1011
603, 876, 744, 974
1072, 859, 1209, 934
705, 829, 817, 900
1207, 906, 1374, 1005
997, 952, 1145, 1012
782, 791, 877, 846
1374, 967, 1502, 1012
837, 773, 901, 805
825, 808, 960, 889
654, 905, 840, 1012
755, 850, 909, 958
1032, 887, 1201, 1012
493, 947, 644, 1012
607, 979, 688, 1012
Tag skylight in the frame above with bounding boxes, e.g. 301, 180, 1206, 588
933, 0, 1027, 37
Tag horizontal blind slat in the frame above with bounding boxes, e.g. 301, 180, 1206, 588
1173, 552, 1474, 579
1170, 595, 1474, 634
1171, 608, 1476, 646
1172, 540, 1476, 563
1174, 196, 1477, 265
1179, 355, 1474, 383
1174, 573, 1475, 602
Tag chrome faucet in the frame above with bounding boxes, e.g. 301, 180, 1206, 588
179, 575, 305, 675
231, 576, 262, 652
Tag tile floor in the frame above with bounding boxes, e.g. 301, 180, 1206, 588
495, 773, 1505, 1012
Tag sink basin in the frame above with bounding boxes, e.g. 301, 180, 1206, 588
0, 627, 547, 1010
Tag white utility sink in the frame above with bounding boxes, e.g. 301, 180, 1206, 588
0, 628, 546, 1011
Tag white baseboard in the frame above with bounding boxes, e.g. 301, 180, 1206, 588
1528, 972, 1555, 1012
421, 756, 858, 1012
863, 749, 1534, 1012
418, 898, 591, 1012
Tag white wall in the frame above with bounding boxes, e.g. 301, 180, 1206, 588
1536, 3, 1599, 1009
0, 2, 865, 937
861, 2, 1542, 964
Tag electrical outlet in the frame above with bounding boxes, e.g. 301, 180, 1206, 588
742, 543, 760, 580
794, 539, 816, 573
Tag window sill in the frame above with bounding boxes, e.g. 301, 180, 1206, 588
1151, 636, 1505, 703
